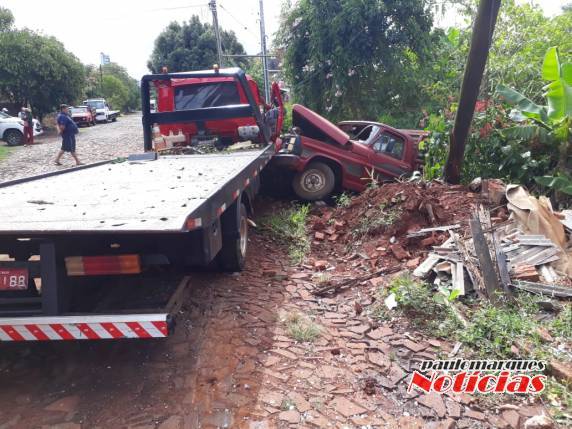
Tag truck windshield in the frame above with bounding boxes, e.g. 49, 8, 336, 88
174, 82, 241, 110
71, 107, 87, 113
86, 101, 105, 109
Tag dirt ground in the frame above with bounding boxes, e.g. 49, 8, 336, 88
0, 113, 143, 183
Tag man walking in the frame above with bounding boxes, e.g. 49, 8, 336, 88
55, 104, 82, 165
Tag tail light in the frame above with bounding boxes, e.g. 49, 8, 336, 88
65, 255, 141, 276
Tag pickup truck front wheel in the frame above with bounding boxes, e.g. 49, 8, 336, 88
293, 162, 335, 201
4, 129, 23, 146
218, 202, 248, 272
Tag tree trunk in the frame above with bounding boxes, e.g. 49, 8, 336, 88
444, 0, 501, 184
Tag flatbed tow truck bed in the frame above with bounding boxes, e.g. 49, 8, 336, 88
0, 148, 272, 234
0, 68, 277, 342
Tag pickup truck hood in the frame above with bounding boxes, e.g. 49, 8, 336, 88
292, 104, 350, 146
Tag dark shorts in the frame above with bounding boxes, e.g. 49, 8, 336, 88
61, 134, 76, 153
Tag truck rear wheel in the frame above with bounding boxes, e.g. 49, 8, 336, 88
218, 203, 248, 271
5, 129, 23, 146
292, 162, 335, 201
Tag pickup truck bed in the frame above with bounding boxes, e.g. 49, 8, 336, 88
0, 147, 272, 235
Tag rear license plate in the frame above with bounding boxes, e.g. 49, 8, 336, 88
0, 268, 28, 291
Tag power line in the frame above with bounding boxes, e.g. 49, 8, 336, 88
218, 3, 259, 39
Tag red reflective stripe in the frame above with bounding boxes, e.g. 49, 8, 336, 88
50, 324, 74, 340
101, 322, 124, 338
126, 322, 151, 338
152, 321, 169, 336
76, 323, 100, 340
1, 325, 25, 341
25, 324, 49, 341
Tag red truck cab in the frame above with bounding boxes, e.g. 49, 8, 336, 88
273, 104, 428, 200
154, 68, 283, 149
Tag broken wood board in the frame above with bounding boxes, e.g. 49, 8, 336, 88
513, 281, 572, 298
413, 253, 441, 278
470, 215, 501, 303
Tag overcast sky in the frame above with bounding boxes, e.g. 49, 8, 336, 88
2, 0, 569, 81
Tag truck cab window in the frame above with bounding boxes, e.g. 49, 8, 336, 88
372, 132, 405, 160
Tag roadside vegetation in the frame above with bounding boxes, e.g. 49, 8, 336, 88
0, 145, 12, 162
282, 312, 321, 343
261, 204, 310, 263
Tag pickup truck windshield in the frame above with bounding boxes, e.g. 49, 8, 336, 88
71, 107, 87, 113
174, 82, 241, 110
86, 101, 105, 109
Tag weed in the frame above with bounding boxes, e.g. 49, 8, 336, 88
551, 304, 572, 338
544, 377, 572, 425
261, 204, 310, 263
280, 398, 296, 411
460, 294, 540, 359
283, 312, 321, 343
352, 203, 402, 240
371, 274, 462, 338
334, 192, 352, 208
312, 272, 331, 285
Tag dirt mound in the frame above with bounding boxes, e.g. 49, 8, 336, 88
308, 181, 483, 267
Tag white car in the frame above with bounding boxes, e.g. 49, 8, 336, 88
0, 111, 43, 146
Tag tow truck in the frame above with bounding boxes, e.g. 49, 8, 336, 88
0, 68, 282, 342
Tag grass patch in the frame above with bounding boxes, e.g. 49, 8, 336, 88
0, 145, 13, 161
372, 274, 463, 338
334, 192, 352, 208
551, 304, 572, 338
352, 203, 402, 240
459, 295, 541, 359
283, 312, 321, 343
261, 204, 310, 263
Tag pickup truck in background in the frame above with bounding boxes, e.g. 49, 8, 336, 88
70, 106, 97, 127
272, 104, 429, 200
83, 98, 120, 123
0, 110, 43, 146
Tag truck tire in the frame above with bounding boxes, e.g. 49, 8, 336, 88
111, 116, 117, 122
4, 129, 23, 146
218, 203, 248, 272
292, 162, 335, 201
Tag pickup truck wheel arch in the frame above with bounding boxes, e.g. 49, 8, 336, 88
293, 161, 336, 201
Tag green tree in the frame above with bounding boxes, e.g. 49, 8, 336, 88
148, 16, 246, 73
0, 6, 14, 32
84, 63, 139, 111
484, 0, 572, 101
276, 0, 434, 121
0, 29, 85, 119
101, 75, 129, 112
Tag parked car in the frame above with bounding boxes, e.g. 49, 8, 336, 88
272, 104, 429, 200
83, 98, 120, 122
70, 105, 96, 126
0, 111, 43, 146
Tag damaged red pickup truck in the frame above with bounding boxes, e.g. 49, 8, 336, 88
272, 104, 428, 200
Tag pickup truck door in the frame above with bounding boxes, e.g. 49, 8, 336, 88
368, 130, 412, 180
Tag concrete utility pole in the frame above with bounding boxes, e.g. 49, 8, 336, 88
259, 0, 270, 103
209, 0, 223, 67
443, 0, 501, 184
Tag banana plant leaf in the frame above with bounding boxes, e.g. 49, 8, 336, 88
541, 46, 572, 120
496, 84, 548, 124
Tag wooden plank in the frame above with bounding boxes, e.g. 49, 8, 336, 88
413, 253, 441, 278
470, 215, 501, 303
